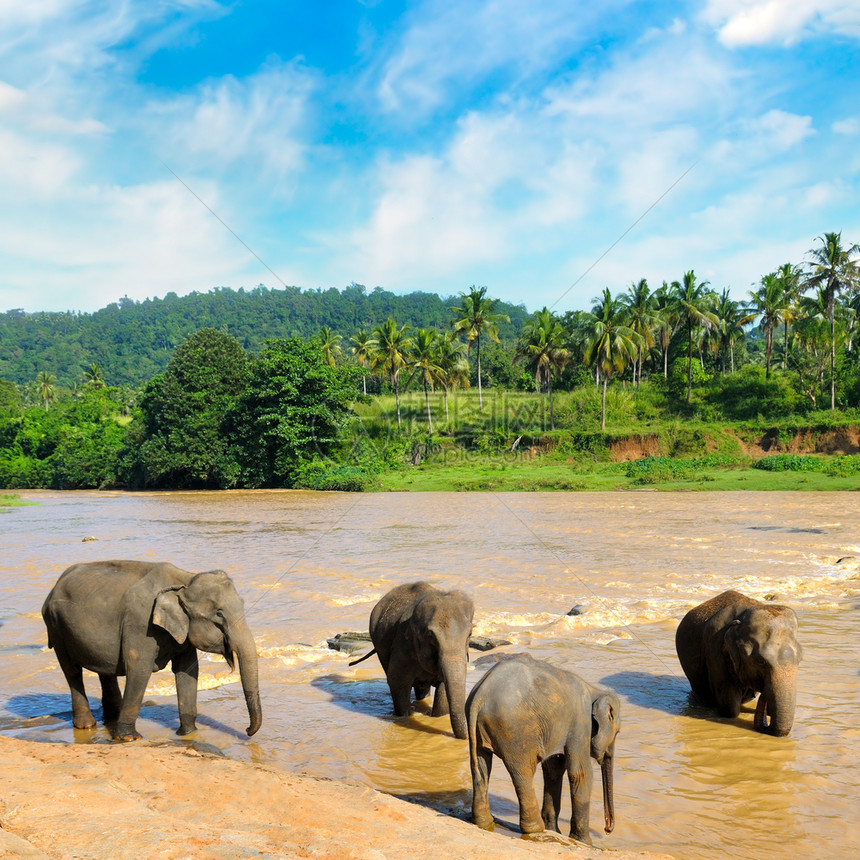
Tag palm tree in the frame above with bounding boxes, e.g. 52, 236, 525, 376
713, 288, 752, 375
748, 273, 786, 379
350, 329, 376, 396
410, 328, 444, 432
620, 278, 657, 387
804, 231, 860, 409
671, 271, 719, 403
371, 318, 413, 429
652, 282, 677, 379
582, 289, 639, 430
36, 371, 57, 411
317, 326, 343, 368
84, 363, 105, 389
435, 331, 470, 422
775, 262, 803, 370
515, 308, 570, 430
450, 285, 510, 410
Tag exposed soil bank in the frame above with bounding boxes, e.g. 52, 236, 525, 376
0, 737, 671, 860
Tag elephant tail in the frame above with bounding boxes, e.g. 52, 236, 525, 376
348, 648, 377, 667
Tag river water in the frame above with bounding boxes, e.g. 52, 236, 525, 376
1, 490, 858, 858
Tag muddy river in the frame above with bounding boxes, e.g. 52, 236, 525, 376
1, 490, 858, 858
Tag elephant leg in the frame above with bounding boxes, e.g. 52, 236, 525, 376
507, 758, 544, 835
98, 675, 122, 724
413, 683, 431, 701
114, 642, 157, 741
53, 642, 96, 730
541, 755, 565, 833
172, 648, 199, 736
386, 651, 415, 717
714, 685, 743, 719
567, 759, 593, 845
470, 746, 495, 831
431, 681, 451, 717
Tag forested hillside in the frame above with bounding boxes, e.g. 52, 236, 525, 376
0, 282, 530, 388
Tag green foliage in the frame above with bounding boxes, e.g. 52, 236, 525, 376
625, 454, 735, 484
122, 328, 248, 489
753, 454, 826, 472
226, 337, 360, 488
704, 366, 807, 420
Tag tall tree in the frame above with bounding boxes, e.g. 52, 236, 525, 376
410, 328, 443, 432
36, 371, 57, 412
712, 288, 751, 375
350, 329, 375, 396
317, 326, 343, 367
450, 285, 510, 410
748, 273, 786, 379
775, 262, 803, 370
435, 330, 470, 422
582, 289, 638, 430
804, 231, 860, 409
652, 282, 677, 379
671, 271, 719, 403
371, 318, 413, 429
515, 308, 570, 430
621, 278, 657, 387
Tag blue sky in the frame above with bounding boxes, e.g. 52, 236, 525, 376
1, 0, 859, 315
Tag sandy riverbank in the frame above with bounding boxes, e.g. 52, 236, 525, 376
0, 736, 672, 859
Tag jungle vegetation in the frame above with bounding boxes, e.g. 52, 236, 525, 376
1, 232, 859, 492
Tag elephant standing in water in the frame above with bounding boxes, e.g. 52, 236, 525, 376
351, 581, 474, 739
466, 653, 620, 845
675, 589, 802, 736
42, 560, 262, 741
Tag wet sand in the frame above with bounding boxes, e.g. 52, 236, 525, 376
0, 735, 671, 859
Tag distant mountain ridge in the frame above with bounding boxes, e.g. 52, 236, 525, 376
0, 283, 530, 388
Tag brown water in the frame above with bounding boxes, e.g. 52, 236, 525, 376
2, 490, 858, 858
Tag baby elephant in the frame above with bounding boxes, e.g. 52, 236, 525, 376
466, 653, 620, 844
351, 581, 474, 739
675, 589, 802, 736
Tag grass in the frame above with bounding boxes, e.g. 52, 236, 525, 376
0, 494, 34, 507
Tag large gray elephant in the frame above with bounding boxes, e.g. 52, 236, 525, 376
42, 560, 262, 741
351, 581, 474, 740
675, 589, 801, 736
466, 653, 620, 845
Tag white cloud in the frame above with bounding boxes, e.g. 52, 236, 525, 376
702, 1, 860, 47
833, 116, 860, 135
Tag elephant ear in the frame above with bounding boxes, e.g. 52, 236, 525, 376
723, 618, 750, 676
152, 587, 189, 644
591, 693, 618, 761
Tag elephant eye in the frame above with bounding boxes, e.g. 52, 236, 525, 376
215, 609, 225, 620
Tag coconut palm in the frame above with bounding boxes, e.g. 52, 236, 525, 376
450, 285, 510, 410
713, 288, 752, 375
671, 271, 719, 403
350, 329, 376, 396
582, 289, 639, 430
317, 326, 343, 368
410, 328, 444, 432
84, 363, 105, 389
620, 278, 657, 387
804, 231, 860, 409
36, 371, 57, 411
371, 317, 413, 429
775, 262, 803, 370
515, 308, 570, 430
652, 282, 678, 379
748, 273, 787, 379
435, 330, 470, 422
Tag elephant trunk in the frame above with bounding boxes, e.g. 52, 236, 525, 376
229, 621, 263, 737
755, 664, 797, 737
440, 653, 468, 740
600, 744, 615, 833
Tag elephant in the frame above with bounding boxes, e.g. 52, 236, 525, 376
41, 560, 262, 741
675, 589, 802, 736
350, 581, 474, 740
465, 653, 620, 845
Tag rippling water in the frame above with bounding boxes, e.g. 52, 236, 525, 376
2, 490, 858, 858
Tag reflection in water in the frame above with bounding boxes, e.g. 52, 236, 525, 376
2, 490, 860, 859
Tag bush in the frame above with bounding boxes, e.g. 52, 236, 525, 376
705, 366, 806, 420
753, 454, 823, 472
